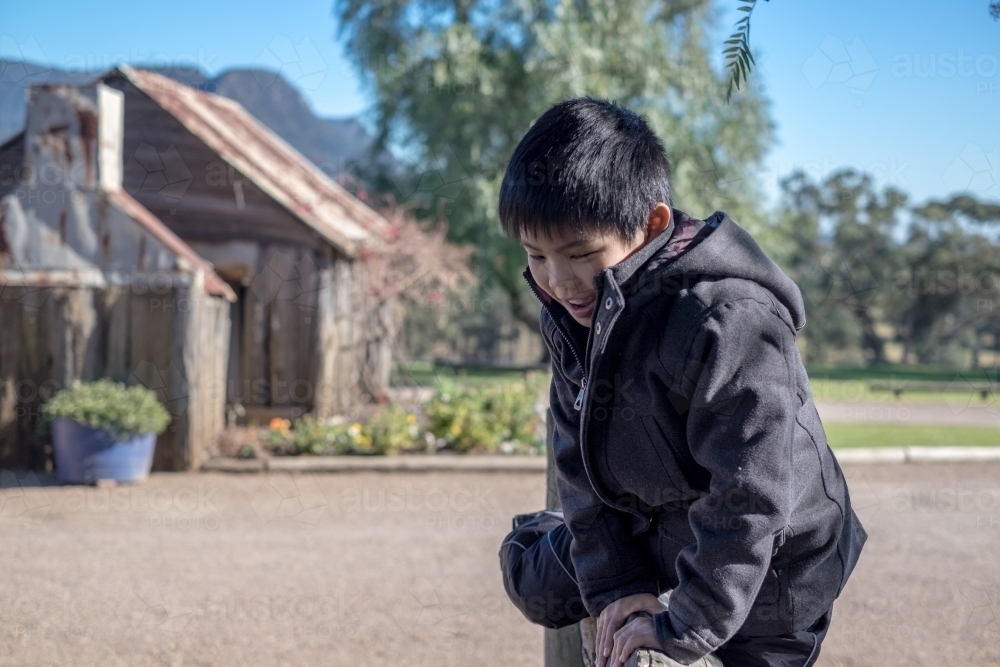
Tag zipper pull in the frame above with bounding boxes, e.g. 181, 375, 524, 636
573, 377, 587, 411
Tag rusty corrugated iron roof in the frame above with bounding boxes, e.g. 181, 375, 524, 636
110, 66, 389, 258
107, 188, 236, 301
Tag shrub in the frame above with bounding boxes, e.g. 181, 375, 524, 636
265, 407, 421, 456
41, 379, 171, 439
424, 377, 545, 453
365, 403, 422, 455
258, 376, 546, 456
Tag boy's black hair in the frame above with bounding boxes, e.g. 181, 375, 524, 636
499, 97, 673, 246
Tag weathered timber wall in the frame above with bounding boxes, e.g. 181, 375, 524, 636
0, 278, 230, 471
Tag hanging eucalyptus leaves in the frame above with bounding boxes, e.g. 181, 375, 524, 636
724, 0, 768, 102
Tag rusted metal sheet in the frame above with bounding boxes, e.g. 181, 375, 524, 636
0, 82, 234, 301
112, 66, 391, 258
0, 189, 234, 300
0, 131, 26, 201
107, 188, 234, 299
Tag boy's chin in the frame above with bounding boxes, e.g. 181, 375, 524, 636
568, 313, 594, 328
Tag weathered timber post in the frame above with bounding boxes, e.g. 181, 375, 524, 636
544, 407, 586, 667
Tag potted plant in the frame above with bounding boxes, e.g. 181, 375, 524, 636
42, 379, 171, 484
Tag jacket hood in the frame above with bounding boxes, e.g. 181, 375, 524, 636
609, 210, 806, 331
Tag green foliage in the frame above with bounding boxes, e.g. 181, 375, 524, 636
365, 403, 424, 454
264, 411, 415, 456
262, 380, 545, 456
423, 377, 546, 454
724, 0, 768, 103
335, 0, 775, 340
778, 170, 1000, 368
806, 364, 991, 383
41, 379, 171, 438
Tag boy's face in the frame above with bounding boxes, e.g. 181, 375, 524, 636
520, 204, 672, 328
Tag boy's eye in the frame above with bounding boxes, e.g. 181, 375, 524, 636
571, 252, 594, 260
528, 254, 545, 261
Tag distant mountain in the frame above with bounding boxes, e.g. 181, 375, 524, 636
0, 60, 400, 186
209, 69, 386, 180
0, 60, 97, 142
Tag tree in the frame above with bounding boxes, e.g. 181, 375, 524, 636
900, 198, 1000, 366
335, 0, 774, 352
778, 170, 907, 365
779, 169, 1000, 368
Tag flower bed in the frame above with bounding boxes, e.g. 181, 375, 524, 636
220, 376, 548, 459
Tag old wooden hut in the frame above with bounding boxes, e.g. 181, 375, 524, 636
0, 67, 398, 471
96, 66, 394, 423
0, 82, 235, 471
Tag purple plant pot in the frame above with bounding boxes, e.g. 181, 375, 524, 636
51, 418, 157, 484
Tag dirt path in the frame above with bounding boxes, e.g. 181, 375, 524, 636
1, 463, 998, 666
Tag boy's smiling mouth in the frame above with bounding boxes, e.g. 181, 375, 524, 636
564, 294, 597, 319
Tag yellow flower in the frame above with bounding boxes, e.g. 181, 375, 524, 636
449, 423, 461, 436
406, 414, 417, 425
269, 418, 285, 431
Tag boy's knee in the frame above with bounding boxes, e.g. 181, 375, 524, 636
498, 509, 588, 629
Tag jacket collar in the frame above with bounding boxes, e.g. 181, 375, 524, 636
605, 208, 692, 289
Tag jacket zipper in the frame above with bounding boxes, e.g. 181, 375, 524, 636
522, 272, 591, 410
523, 269, 648, 527
574, 324, 594, 410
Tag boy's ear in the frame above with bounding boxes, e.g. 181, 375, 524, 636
647, 203, 672, 236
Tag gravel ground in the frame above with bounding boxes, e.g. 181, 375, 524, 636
1, 462, 998, 667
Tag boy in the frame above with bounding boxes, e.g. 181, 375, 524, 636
497, 98, 867, 667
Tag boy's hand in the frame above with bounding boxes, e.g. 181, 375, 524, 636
608, 616, 662, 667
595, 593, 665, 667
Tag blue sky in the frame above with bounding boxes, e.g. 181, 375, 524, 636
3, 0, 998, 207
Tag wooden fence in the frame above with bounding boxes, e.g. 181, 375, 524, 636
0, 276, 230, 471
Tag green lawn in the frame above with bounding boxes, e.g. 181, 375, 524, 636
805, 379, 988, 404
391, 360, 547, 388
396, 362, 995, 403
392, 362, 999, 448
804, 364, 980, 383
825, 423, 1000, 448
806, 364, 998, 404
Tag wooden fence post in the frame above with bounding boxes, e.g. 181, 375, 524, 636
544, 407, 587, 667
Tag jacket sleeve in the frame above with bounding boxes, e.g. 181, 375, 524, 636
542, 310, 660, 619
652, 297, 799, 664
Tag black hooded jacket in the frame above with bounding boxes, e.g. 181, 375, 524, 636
525, 210, 867, 664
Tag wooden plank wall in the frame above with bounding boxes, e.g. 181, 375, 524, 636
262, 244, 318, 409
103, 74, 318, 248
0, 287, 99, 470
96, 75, 397, 420
163, 270, 232, 469
231, 244, 393, 420
313, 252, 371, 418
0, 281, 230, 471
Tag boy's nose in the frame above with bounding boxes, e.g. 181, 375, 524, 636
547, 271, 581, 297
532, 261, 583, 300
